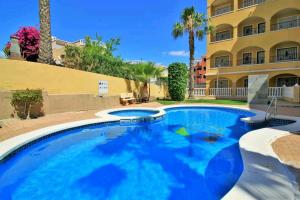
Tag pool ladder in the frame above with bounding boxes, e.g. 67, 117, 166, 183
265, 96, 278, 121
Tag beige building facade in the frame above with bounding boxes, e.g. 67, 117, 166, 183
203, 0, 300, 101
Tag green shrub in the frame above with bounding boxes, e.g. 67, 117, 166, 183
168, 63, 187, 101
11, 89, 44, 119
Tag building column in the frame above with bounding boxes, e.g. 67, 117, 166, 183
233, 0, 239, 11
232, 81, 237, 97
265, 17, 271, 33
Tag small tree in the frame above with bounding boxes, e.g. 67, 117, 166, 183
11, 89, 43, 119
14, 27, 40, 61
133, 62, 164, 101
168, 63, 188, 101
3, 42, 11, 56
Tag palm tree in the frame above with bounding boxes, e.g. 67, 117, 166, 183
134, 62, 164, 101
172, 7, 211, 98
38, 0, 53, 64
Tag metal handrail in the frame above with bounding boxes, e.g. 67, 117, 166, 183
265, 96, 278, 121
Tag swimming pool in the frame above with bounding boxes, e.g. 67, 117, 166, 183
0, 107, 256, 200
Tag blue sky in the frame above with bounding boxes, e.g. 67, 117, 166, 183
0, 0, 207, 66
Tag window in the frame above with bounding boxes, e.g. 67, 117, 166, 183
197, 67, 202, 70
242, 53, 252, 64
203, 75, 206, 79
257, 51, 265, 64
277, 47, 298, 61
243, 25, 253, 36
258, 23, 265, 33
215, 30, 231, 41
215, 56, 230, 67
204, 67, 206, 70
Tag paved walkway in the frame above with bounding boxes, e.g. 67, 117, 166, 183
0, 102, 162, 141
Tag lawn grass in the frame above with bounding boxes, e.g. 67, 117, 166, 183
157, 99, 247, 105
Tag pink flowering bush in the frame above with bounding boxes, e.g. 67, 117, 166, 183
13, 27, 40, 61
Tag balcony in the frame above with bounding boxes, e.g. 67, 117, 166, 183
211, 24, 233, 42
211, 0, 233, 17
238, 0, 265, 9
210, 51, 233, 68
271, 19, 300, 31
238, 16, 266, 37
270, 41, 300, 63
270, 8, 300, 31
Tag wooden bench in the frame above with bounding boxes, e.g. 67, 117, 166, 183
120, 93, 136, 105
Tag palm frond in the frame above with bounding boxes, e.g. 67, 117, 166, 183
195, 30, 204, 40
172, 22, 185, 38
181, 7, 195, 22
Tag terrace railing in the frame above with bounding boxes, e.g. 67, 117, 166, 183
193, 88, 206, 97
271, 19, 300, 31
211, 32, 232, 42
268, 87, 283, 97
239, 0, 265, 9
212, 6, 232, 17
209, 88, 232, 96
270, 54, 300, 63
237, 57, 265, 65
236, 87, 248, 97
211, 60, 233, 68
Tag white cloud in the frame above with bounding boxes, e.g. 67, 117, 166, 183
167, 51, 189, 57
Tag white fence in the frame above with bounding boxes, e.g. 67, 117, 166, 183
268, 87, 283, 97
209, 88, 232, 96
236, 87, 248, 97
193, 88, 206, 96
187, 86, 297, 99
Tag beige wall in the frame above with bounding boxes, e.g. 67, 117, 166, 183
0, 91, 122, 119
0, 59, 167, 97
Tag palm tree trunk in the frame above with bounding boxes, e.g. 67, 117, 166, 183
38, 0, 53, 64
188, 31, 195, 98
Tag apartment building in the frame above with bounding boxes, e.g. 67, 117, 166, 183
205, 0, 300, 100
193, 56, 207, 88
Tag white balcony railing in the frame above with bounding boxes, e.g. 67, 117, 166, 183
193, 88, 206, 96
268, 87, 283, 97
236, 87, 248, 97
209, 88, 232, 96
187, 86, 297, 99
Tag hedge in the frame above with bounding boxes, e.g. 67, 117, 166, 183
168, 62, 187, 101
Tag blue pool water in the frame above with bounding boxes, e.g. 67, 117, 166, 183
0, 107, 255, 200
109, 110, 159, 117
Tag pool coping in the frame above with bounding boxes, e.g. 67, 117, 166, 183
0, 104, 299, 199
95, 107, 165, 121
